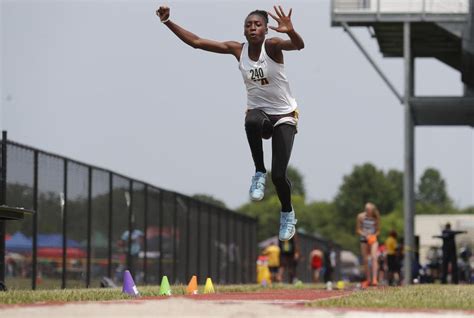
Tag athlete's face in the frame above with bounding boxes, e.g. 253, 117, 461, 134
365, 204, 374, 216
244, 14, 267, 44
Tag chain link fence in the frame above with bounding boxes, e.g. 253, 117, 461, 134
1, 135, 257, 289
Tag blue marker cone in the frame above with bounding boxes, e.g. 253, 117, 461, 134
122, 270, 139, 297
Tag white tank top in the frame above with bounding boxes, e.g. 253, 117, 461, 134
362, 216, 376, 235
238, 41, 297, 115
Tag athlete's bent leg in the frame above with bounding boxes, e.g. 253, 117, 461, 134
245, 110, 272, 201
245, 110, 271, 173
272, 124, 297, 240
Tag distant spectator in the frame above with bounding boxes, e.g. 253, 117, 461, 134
309, 247, 323, 283
377, 245, 386, 284
262, 242, 281, 283
433, 223, 466, 284
279, 233, 300, 283
385, 230, 400, 285
118, 227, 144, 280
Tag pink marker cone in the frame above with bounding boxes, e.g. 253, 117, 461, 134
122, 270, 139, 297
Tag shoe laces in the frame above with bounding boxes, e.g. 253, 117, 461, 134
280, 212, 297, 228
251, 174, 265, 191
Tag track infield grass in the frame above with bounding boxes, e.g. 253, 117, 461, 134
0, 283, 319, 305
310, 285, 474, 311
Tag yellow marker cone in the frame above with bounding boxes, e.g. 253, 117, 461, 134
186, 275, 198, 295
159, 275, 172, 296
337, 280, 345, 290
203, 278, 215, 294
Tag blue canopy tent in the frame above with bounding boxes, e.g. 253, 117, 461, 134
37, 234, 81, 248
5, 232, 32, 253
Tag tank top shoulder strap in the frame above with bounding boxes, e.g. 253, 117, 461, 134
240, 42, 248, 61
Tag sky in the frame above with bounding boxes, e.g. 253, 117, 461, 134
1, 0, 473, 210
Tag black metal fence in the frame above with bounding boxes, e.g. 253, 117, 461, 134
0, 134, 257, 289
296, 232, 341, 283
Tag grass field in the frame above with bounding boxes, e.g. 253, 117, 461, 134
0, 283, 320, 305
311, 285, 474, 311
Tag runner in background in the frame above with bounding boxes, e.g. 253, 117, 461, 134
309, 246, 323, 283
385, 230, 400, 285
262, 241, 281, 283
279, 233, 300, 283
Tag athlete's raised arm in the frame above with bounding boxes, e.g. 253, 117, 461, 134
157, 6, 242, 60
267, 6, 305, 51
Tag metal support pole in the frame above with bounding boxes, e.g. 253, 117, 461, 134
376, 0, 381, 20
216, 209, 220, 284
0, 131, 7, 286
158, 191, 163, 280
127, 181, 133, 275
341, 22, 404, 104
143, 184, 148, 284
225, 209, 230, 283
185, 197, 191, 281
172, 193, 178, 283
86, 167, 92, 288
233, 215, 238, 283
196, 201, 201, 282
61, 159, 68, 289
403, 21, 416, 285
207, 205, 212, 279
107, 173, 113, 278
32, 150, 38, 290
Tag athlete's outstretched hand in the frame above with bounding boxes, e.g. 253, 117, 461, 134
268, 6, 294, 33
156, 5, 170, 22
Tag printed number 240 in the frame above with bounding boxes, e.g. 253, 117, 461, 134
250, 68, 264, 80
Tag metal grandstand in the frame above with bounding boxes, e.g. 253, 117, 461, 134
331, 0, 473, 284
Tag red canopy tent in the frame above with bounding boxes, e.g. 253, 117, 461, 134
37, 247, 86, 258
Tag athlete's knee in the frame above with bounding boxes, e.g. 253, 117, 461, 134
245, 110, 262, 130
271, 170, 288, 187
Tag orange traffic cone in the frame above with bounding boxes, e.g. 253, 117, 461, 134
186, 275, 198, 295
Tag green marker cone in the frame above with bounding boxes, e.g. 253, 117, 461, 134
159, 275, 172, 296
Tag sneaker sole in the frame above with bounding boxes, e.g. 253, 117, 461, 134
279, 226, 295, 241
249, 193, 264, 201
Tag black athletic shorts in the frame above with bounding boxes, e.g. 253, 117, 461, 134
269, 266, 279, 274
387, 255, 398, 272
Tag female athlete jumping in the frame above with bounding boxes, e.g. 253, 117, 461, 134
156, 5, 304, 240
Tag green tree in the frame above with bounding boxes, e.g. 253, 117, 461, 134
461, 206, 474, 214
386, 169, 403, 204
192, 194, 227, 208
264, 165, 306, 199
417, 168, 451, 206
379, 203, 404, 242
334, 164, 394, 219
239, 195, 306, 241
299, 201, 357, 250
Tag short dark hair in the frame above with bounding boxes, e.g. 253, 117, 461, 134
246, 10, 268, 25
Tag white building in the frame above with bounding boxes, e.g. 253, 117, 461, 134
415, 214, 474, 264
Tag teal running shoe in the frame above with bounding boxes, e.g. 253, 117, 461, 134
249, 172, 266, 201
279, 210, 297, 241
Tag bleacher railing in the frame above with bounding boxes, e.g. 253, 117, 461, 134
333, 0, 469, 14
